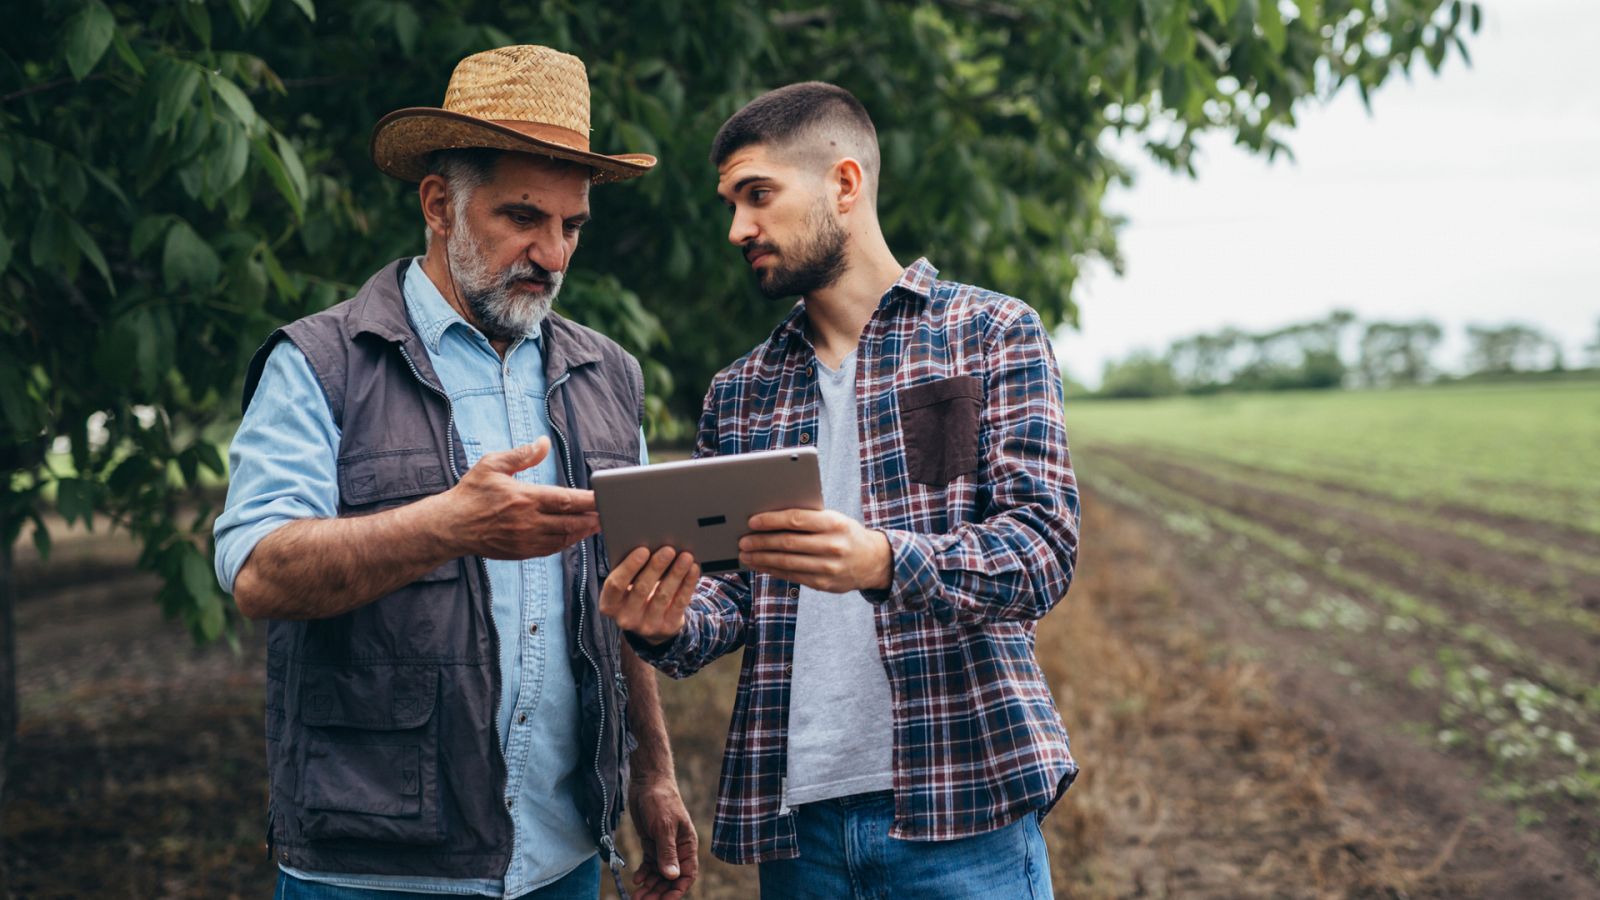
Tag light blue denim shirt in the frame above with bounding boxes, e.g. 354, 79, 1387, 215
215, 259, 646, 897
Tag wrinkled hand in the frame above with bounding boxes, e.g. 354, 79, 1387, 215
739, 509, 892, 594
438, 437, 598, 559
630, 776, 698, 900
599, 546, 699, 644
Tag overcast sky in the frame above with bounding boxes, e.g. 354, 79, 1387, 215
1054, 0, 1600, 387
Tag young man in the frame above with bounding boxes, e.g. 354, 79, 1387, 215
216, 46, 695, 900
600, 82, 1078, 897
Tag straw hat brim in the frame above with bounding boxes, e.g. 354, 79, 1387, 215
370, 108, 657, 184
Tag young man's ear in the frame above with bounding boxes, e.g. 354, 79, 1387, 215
833, 157, 867, 214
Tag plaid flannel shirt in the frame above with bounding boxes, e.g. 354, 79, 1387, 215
634, 258, 1079, 864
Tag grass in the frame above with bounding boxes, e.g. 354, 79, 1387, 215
1068, 380, 1600, 870
1070, 380, 1600, 535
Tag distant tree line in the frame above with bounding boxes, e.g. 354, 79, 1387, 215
1095, 312, 1596, 399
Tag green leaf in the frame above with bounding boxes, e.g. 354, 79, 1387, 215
55, 477, 97, 526
260, 244, 300, 299
198, 591, 225, 641
66, 217, 115, 293
195, 440, 227, 476
273, 132, 309, 207
132, 214, 173, 257
208, 73, 257, 129
63, 0, 116, 81
289, 0, 316, 21
83, 162, 130, 209
209, 123, 251, 196
0, 233, 11, 276
109, 26, 144, 75
252, 138, 304, 219
1258, 0, 1285, 53
32, 519, 52, 561
30, 208, 75, 271
180, 545, 213, 600
153, 62, 203, 135
393, 3, 421, 55
179, 0, 213, 46
162, 219, 222, 290
0, 147, 14, 190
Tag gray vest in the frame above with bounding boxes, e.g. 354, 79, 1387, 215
241, 260, 643, 881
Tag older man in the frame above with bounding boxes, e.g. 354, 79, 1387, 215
214, 46, 694, 900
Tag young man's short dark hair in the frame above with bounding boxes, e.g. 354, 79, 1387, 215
710, 82, 882, 196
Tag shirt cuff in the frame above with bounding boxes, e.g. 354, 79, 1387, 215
859, 528, 938, 611
624, 626, 695, 664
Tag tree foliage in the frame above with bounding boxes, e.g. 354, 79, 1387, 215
1, 0, 1480, 649
1099, 351, 1181, 399
1465, 323, 1560, 376
1358, 319, 1443, 386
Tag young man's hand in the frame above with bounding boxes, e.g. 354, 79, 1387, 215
598, 546, 699, 644
738, 509, 892, 594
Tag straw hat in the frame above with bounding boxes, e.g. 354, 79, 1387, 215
370, 45, 656, 184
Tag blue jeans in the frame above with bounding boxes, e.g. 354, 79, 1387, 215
273, 855, 600, 900
758, 792, 1053, 899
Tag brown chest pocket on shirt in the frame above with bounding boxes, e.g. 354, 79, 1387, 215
898, 375, 982, 486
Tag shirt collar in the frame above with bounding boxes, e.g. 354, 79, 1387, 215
767, 257, 939, 347
402, 257, 543, 355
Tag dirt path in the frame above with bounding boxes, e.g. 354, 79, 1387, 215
6, 498, 1596, 897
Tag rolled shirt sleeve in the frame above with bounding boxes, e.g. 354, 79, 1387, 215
213, 340, 341, 594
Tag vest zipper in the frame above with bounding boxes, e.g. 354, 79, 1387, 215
544, 371, 623, 874
396, 343, 512, 835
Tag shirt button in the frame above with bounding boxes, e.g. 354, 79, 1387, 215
799, 432, 811, 444
505, 798, 513, 809
784, 664, 794, 677
788, 587, 799, 599
528, 623, 538, 635
518, 713, 527, 725
805, 365, 815, 378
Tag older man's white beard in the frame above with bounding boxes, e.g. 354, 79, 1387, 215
446, 220, 563, 341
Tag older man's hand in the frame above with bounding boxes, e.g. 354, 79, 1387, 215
629, 775, 698, 900
438, 437, 599, 559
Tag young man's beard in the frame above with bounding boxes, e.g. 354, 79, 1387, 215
446, 218, 563, 341
749, 198, 849, 300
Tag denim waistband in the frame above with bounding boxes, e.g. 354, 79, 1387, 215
822, 790, 893, 810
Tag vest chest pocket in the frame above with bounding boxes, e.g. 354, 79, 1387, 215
897, 375, 983, 486
338, 447, 450, 508
337, 448, 460, 584
296, 664, 444, 845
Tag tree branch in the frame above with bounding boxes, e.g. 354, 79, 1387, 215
1, 74, 108, 105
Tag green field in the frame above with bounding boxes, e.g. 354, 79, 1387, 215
1067, 381, 1600, 869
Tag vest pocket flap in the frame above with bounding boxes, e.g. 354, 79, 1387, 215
303, 741, 422, 816
583, 447, 638, 473
338, 448, 448, 506
301, 664, 438, 729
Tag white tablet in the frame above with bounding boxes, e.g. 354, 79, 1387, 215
591, 447, 823, 575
